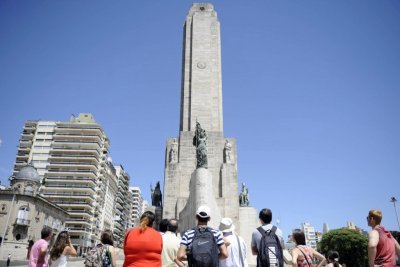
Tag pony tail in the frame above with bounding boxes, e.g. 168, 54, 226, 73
140, 217, 149, 232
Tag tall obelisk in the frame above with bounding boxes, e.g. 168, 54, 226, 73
162, 5, 258, 263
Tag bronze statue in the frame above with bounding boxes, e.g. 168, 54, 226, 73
193, 121, 208, 168
239, 182, 249, 207
151, 181, 162, 207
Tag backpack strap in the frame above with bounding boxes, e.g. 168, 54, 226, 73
257, 226, 282, 261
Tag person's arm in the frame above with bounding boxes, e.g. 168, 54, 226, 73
394, 237, 400, 256
109, 246, 117, 267
251, 231, 258, 255
311, 248, 326, 267
37, 244, 49, 264
291, 248, 299, 267
175, 244, 187, 267
368, 229, 379, 267
64, 237, 77, 257
218, 243, 228, 260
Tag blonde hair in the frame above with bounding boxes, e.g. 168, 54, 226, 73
369, 210, 382, 224
139, 211, 155, 232
140, 216, 149, 232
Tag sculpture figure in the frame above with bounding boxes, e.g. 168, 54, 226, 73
151, 181, 163, 207
169, 138, 178, 163
239, 182, 249, 207
224, 139, 233, 163
193, 122, 208, 168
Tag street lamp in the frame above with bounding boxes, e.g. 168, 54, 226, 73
390, 197, 400, 230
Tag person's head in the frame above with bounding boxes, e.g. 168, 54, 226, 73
167, 219, 179, 233
259, 208, 272, 224
367, 209, 382, 227
50, 231, 69, 260
219, 218, 235, 234
159, 219, 169, 233
41, 226, 53, 240
101, 230, 114, 246
291, 229, 306, 245
140, 211, 155, 232
196, 205, 211, 224
327, 250, 340, 263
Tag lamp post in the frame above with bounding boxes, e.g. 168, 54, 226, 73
390, 197, 400, 230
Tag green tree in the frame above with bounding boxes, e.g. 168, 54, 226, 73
317, 228, 368, 267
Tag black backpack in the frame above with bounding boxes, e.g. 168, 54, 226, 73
257, 226, 283, 267
188, 227, 219, 267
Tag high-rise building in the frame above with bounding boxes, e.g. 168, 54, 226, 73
130, 186, 144, 227
11, 113, 118, 253
301, 222, 318, 248
114, 165, 132, 246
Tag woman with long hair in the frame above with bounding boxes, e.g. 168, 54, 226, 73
123, 211, 162, 267
100, 230, 117, 267
326, 250, 342, 267
291, 229, 326, 267
49, 231, 77, 267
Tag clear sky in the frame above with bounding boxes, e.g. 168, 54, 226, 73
1, 1, 399, 239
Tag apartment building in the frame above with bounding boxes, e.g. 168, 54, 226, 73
130, 186, 145, 227
11, 113, 118, 253
114, 165, 133, 247
301, 222, 318, 248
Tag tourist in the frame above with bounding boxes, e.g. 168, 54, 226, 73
29, 226, 53, 267
251, 208, 285, 266
161, 219, 181, 267
175, 205, 228, 267
100, 230, 117, 267
290, 229, 326, 267
367, 209, 400, 266
219, 217, 248, 267
49, 231, 77, 267
326, 250, 342, 267
159, 218, 169, 234
123, 210, 162, 267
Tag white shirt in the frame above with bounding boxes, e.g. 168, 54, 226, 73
50, 255, 68, 267
219, 232, 248, 267
161, 231, 181, 267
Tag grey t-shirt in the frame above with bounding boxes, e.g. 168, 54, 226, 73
251, 223, 285, 251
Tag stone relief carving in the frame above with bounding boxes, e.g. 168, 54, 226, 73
224, 139, 233, 163
169, 138, 178, 163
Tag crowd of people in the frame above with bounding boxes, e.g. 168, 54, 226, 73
26, 207, 400, 267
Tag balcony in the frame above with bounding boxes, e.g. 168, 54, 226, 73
14, 218, 30, 226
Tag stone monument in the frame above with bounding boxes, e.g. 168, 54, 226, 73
162, 3, 258, 263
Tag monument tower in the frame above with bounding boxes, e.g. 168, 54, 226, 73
163, 4, 258, 255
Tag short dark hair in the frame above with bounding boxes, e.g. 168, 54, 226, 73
41, 226, 53, 239
292, 229, 306, 245
167, 219, 178, 233
196, 215, 210, 223
159, 219, 169, 233
259, 208, 272, 224
101, 230, 114, 246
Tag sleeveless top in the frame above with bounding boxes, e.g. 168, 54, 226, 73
50, 255, 68, 267
296, 245, 313, 267
375, 226, 396, 266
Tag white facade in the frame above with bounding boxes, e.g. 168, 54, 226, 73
301, 222, 318, 248
12, 113, 118, 253
130, 186, 144, 227
114, 165, 132, 246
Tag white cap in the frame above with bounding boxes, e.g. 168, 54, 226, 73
196, 205, 211, 218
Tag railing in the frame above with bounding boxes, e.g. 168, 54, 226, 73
15, 218, 30, 226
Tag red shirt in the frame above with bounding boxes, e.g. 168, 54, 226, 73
123, 227, 162, 267
375, 226, 396, 266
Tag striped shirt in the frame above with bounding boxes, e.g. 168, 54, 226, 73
180, 227, 224, 248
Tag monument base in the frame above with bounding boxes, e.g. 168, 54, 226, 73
238, 206, 259, 265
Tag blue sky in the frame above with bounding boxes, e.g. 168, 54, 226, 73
1, 1, 399, 238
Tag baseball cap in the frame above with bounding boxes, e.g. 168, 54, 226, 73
196, 205, 211, 218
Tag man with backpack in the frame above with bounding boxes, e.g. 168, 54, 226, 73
251, 208, 284, 267
175, 205, 228, 267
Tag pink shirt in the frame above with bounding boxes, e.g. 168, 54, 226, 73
375, 226, 396, 266
29, 239, 50, 267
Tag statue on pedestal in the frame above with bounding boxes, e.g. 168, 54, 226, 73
151, 181, 163, 207
193, 122, 208, 168
239, 182, 249, 207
